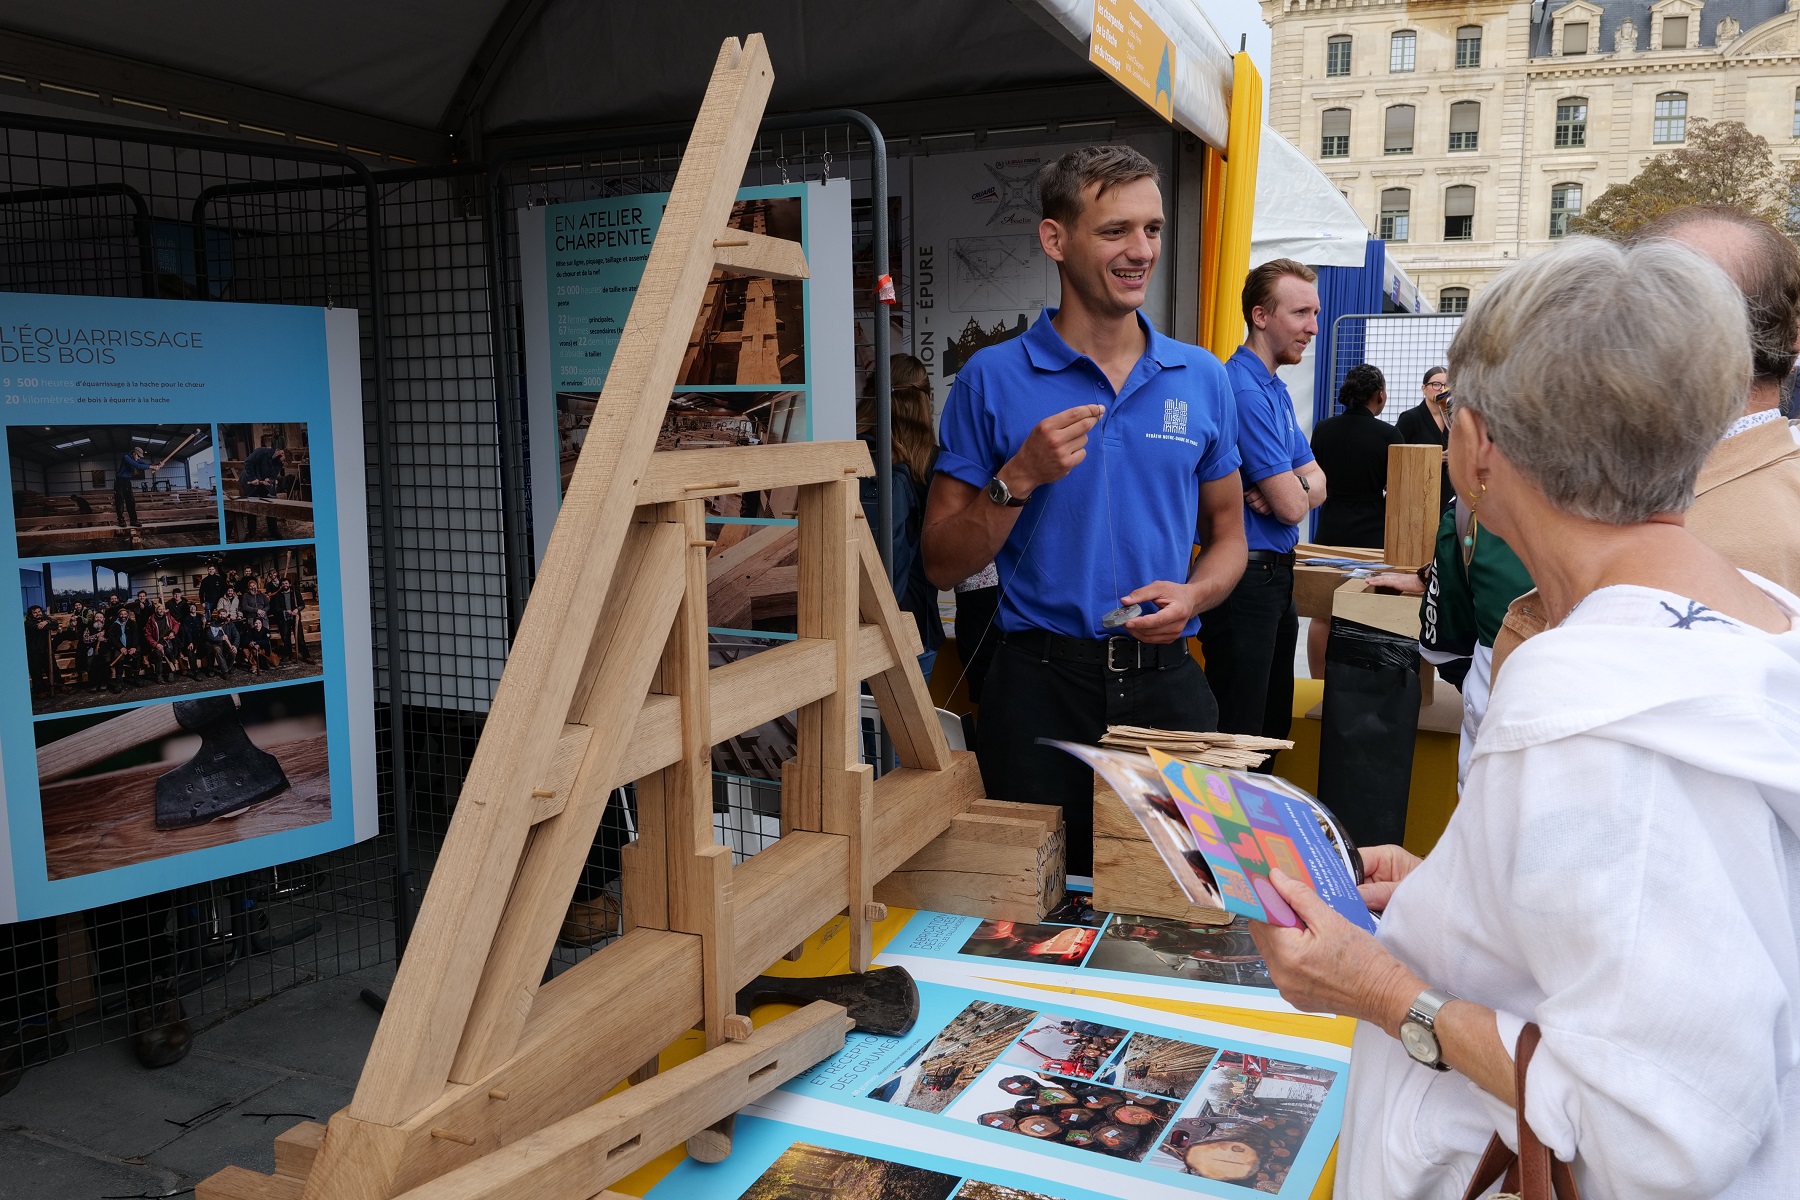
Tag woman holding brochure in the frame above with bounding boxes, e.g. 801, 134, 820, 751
1248, 236, 1800, 1199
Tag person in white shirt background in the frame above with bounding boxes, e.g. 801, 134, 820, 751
1246, 236, 1800, 1199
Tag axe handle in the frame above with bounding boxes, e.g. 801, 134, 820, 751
154, 429, 201, 472
37, 703, 188, 783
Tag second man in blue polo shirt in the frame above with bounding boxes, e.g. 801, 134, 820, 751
922, 146, 1248, 874
1197, 260, 1327, 761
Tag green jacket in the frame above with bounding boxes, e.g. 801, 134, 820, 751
1419, 502, 1534, 687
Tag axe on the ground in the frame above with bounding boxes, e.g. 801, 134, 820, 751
38, 695, 290, 829
734, 964, 918, 1036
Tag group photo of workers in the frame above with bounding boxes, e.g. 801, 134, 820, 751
21, 548, 320, 714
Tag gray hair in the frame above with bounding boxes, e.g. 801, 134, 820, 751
1448, 236, 1749, 524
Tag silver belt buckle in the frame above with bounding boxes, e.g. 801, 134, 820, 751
1106, 637, 1137, 673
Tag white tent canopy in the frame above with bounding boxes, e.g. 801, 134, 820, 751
1250, 127, 1369, 270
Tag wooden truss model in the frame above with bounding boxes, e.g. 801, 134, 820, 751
200, 34, 1051, 1200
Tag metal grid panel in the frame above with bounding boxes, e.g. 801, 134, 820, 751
1327, 313, 1464, 426
0, 118, 402, 1064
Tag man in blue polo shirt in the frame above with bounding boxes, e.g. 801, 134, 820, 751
1197, 260, 1327, 761
923, 146, 1247, 873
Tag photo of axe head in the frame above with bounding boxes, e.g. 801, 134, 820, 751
735, 965, 919, 1037
153, 695, 290, 829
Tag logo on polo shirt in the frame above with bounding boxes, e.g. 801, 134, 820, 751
1162, 398, 1189, 435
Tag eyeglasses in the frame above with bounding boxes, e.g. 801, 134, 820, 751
1424, 380, 1449, 392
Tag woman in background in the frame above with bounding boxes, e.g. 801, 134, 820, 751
1394, 365, 1455, 511
858, 354, 944, 680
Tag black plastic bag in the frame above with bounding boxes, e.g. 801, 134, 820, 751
1317, 617, 1421, 848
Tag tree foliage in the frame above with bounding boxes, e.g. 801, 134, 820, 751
1572, 119, 1798, 239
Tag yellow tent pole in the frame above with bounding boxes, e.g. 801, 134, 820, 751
1196, 144, 1226, 345
1206, 51, 1263, 360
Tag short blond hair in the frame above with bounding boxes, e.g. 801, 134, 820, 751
1448, 236, 1748, 523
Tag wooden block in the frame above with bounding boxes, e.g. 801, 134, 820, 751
868, 751, 987, 881
873, 810, 1065, 922
197, 1165, 304, 1200
640, 441, 870, 504
619, 773, 669, 934
731, 830, 850, 990
1383, 443, 1443, 571
789, 478, 859, 830
1330, 578, 1422, 640
854, 522, 952, 772
385, 1002, 851, 1200
712, 229, 809, 280
273, 1121, 327, 1179
821, 764, 876, 971
1091, 782, 1230, 925
722, 1014, 755, 1042
1293, 563, 1349, 621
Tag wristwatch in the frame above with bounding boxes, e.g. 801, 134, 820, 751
986, 475, 1027, 507
1399, 987, 1457, 1072
1297, 471, 1311, 493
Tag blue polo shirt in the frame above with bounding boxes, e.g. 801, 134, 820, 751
937, 309, 1240, 639
1225, 345, 1315, 553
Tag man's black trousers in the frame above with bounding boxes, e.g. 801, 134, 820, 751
1196, 558, 1298, 758
976, 636, 1218, 876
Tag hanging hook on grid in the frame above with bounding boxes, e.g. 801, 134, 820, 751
818, 149, 833, 185
776, 156, 791, 185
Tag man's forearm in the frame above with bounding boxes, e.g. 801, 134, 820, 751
922, 500, 1020, 590
1186, 534, 1248, 612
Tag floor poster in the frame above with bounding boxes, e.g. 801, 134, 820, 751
879, 893, 1299, 1013
0, 294, 376, 919
740, 979, 1345, 1198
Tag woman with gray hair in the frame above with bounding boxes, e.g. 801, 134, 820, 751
1249, 236, 1800, 1197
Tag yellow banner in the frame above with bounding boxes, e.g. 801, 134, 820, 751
1090, 0, 1176, 121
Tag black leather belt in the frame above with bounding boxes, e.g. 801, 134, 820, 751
1245, 550, 1297, 566
1002, 628, 1191, 673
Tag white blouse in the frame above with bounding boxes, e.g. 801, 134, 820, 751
1337, 577, 1800, 1199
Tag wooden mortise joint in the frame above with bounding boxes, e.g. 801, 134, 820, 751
430, 1127, 476, 1146
722, 1014, 754, 1042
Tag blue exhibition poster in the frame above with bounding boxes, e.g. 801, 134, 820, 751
0, 293, 376, 920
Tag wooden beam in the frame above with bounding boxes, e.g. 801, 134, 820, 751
387, 1003, 851, 1200
274, 1122, 326, 1179
788, 479, 859, 831
869, 751, 988, 881
341, 34, 775, 1128
1383, 443, 1443, 571
730, 831, 849, 990
712, 230, 810, 280
449, 522, 688, 1084
873, 804, 1065, 923
197, 1166, 304, 1200
821, 764, 876, 971
636, 440, 871, 506
855, 520, 952, 772
223, 498, 314, 521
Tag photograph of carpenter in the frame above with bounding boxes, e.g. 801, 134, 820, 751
21, 546, 321, 716
8, 424, 219, 558
35, 682, 330, 880
218, 422, 313, 543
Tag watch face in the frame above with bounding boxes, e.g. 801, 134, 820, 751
987, 477, 1009, 505
1399, 1020, 1441, 1066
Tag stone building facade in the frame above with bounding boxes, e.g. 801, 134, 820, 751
1263, 0, 1800, 311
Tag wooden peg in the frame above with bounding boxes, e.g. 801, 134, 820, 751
684, 479, 739, 491
429, 1127, 476, 1146
688, 539, 716, 548
863, 902, 888, 923
687, 1114, 736, 1163
530, 788, 555, 799
783, 941, 806, 962
486, 1089, 509, 1101
722, 1014, 754, 1042
712, 238, 749, 247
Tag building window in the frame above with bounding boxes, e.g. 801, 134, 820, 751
1327, 34, 1351, 76
1390, 30, 1416, 72
1380, 188, 1411, 242
1550, 183, 1583, 238
1654, 91, 1688, 143
1563, 21, 1589, 55
1384, 105, 1416, 154
1321, 108, 1351, 157
1662, 15, 1688, 49
1444, 186, 1475, 241
1792, 88, 1799, 138
1456, 25, 1482, 68
1440, 287, 1470, 314
1449, 101, 1480, 151
1556, 98, 1588, 148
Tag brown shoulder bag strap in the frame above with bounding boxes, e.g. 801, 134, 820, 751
1457, 1023, 1582, 1200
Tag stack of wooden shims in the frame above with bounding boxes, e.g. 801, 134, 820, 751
199, 34, 1058, 1200
1097, 725, 1291, 771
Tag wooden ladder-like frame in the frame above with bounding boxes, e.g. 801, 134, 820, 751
200, 34, 1000, 1200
